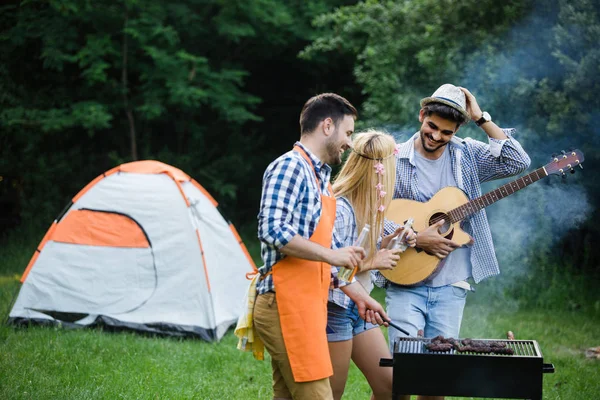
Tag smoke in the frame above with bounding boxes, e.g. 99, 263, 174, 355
485, 179, 591, 260
464, 3, 595, 276
458, 2, 597, 300
371, 0, 598, 316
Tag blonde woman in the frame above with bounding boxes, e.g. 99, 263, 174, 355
328, 130, 416, 400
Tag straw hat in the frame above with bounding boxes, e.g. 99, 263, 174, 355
420, 84, 470, 120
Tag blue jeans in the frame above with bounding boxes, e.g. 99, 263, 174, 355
326, 300, 378, 342
385, 284, 468, 353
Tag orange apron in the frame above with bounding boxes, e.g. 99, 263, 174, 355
272, 145, 336, 383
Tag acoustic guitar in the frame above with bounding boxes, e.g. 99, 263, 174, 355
382, 149, 585, 286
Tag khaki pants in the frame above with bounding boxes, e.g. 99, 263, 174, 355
253, 292, 333, 400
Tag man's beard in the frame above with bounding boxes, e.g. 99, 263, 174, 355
325, 130, 343, 165
420, 129, 448, 153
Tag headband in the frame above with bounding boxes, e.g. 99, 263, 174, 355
351, 144, 400, 213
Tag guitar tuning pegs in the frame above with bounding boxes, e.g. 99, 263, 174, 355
579, 164, 584, 170
561, 150, 566, 154
570, 168, 575, 174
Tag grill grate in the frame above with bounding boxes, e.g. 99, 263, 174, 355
394, 337, 541, 357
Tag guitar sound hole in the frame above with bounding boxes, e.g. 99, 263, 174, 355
429, 212, 452, 236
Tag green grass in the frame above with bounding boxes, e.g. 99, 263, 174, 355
2, 277, 599, 399
1, 227, 599, 399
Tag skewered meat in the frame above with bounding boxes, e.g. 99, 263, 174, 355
425, 336, 514, 355
425, 342, 454, 352
492, 347, 515, 355
456, 345, 514, 355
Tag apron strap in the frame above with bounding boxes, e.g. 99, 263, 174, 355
293, 145, 334, 198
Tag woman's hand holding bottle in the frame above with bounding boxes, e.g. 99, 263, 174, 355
360, 248, 401, 271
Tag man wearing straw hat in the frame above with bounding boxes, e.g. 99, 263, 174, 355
376, 83, 531, 400
254, 93, 390, 400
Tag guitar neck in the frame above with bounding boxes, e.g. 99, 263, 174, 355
448, 167, 548, 223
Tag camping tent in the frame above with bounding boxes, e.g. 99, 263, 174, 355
8, 160, 256, 341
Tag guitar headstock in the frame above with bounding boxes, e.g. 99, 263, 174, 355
544, 149, 585, 176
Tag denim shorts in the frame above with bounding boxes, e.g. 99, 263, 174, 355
385, 284, 468, 353
326, 300, 379, 342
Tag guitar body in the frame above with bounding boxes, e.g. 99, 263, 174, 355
382, 186, 472, 286
380, 149, 585, 285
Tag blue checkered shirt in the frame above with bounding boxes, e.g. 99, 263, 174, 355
256, 142, 346, 294
374, 129, 531, 287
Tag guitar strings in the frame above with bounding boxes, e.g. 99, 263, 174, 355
403, 167, 554, 231
421, 197, 486, 226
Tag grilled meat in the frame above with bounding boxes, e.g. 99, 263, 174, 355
425, 342, 454, 352
425, 336, 514, 355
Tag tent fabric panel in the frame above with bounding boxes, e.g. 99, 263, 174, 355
167, 174, 190, 207
10, 242, 157, 316
119, 160, 190, 182
195, 229, 211, 292
21, 221, 58, 283
72, 173, 214, 328
190, 179, 218, 207
72, 166, 120, 203
50, 209, 150, 248
228, 223, 257, 271
198, 214, 252, 327
215, 318, 237, 341
183, 182, 254, 329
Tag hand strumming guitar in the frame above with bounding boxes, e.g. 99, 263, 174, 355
416, 219, 460, 259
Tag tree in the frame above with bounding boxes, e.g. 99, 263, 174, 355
302, 0, 531, 125
0, 0, 360, 228
302, 0, 600, 304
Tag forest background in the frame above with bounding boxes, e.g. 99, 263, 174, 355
0, 0, 598, 312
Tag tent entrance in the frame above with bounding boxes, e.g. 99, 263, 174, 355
22, 209, 158, 316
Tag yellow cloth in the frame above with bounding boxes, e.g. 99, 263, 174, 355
234, 274, 264, 360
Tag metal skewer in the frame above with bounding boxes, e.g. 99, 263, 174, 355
387, 320, 411, 336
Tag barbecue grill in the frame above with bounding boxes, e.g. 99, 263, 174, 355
380, 336, 555, 400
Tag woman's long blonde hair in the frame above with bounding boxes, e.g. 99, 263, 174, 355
332, 130, 397, 257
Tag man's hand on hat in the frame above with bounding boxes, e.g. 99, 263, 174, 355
459, 87, 483, 122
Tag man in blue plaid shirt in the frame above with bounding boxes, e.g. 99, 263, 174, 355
380, 85, 531, 382
253, 93, 390, 400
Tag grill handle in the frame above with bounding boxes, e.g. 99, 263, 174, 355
379, 358, 394, 367
543, 363, 555, 373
